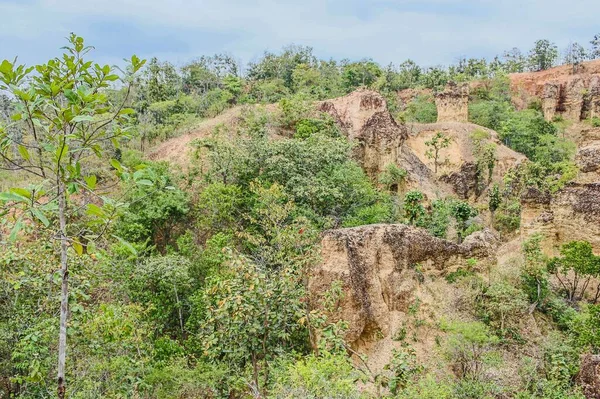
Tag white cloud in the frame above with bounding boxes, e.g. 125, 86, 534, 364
2, 0, 600, 67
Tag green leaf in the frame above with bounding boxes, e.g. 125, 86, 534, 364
84, 175, 97, 190
31, 208, 49, 227
136, 179, 153, 186
9, 217, 23, 242
110, 159, 123, 172
86, 203, 105, 218
10, 188, 31, 199
112, 235, 138, 256
0, 192, 28, 203
72, 115, 94, 123
72, 241, 84, 256
17, 145, 30, 161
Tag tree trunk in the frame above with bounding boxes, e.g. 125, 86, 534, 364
57, 182, 69, 399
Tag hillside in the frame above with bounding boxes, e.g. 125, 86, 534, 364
4, 33, 600, 399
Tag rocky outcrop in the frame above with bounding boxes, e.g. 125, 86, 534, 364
510, 60, 600, 121
590, 76, 600, 119
562, 77, 586, 121
404, 123, 526, 199
541, 83, 560, 121
434, 82, 469, 123
319, 90, 408, 180
576, 144, 600, 183
308, 224, 498, 347
577, 354, 600, 398
440, 162, 479, 199
521, 183, 600, 254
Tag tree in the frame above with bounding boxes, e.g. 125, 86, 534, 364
527, 39, 558, 71
441, 321, 499, 380
547, 241, 600, 303
563, 42, 587, 72
488, 183, 501, 221
590, 34, 600, 60
450, 200, 478, 243
341, 60, 382, 92
137, 57, 181, 106
425, 131, 451, 174
403, 190, 426, 226
483, 281, 528, 332
501, 47, 527, 73
0, 34, 145, 398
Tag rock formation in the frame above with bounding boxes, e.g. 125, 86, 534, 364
308, 224, 498, 348
577, 354, 600, 399
521, 184, 600, 254
434, 82, 469, 123
590, 76, 600, 119
576, 144, 600, 183
319, 89, 409, 180
562, 77, 586, 121
510, 59, 600, 121
541, 82, 560, 121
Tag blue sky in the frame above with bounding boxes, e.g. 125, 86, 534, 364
1, 0, 600, 69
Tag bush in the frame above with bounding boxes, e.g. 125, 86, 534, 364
399, 94, 437, 123
270, 353, 362, 399
440, 320, 500, 379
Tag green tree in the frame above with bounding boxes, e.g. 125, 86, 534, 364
450, 200, 478, 243
563, 42, 588, 72
488, 184, 501, 221
483, 281, 528, 333
188, 254, 309, 395
341, 60, 382, 92
501, 47, 527, 73
590, 34, 600, 60
441, 320, 499, 380
403, 190, 426, 226
0, 34, 145, 397
527, 39, 558, 71
425, 131, 452, 174
547, 241, 600, 303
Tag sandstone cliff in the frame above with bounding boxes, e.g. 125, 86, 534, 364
405, 122, 526, 199
510, 59, 600, 121
434, 82, 470, 123
521, 184, 600, 254
319, 89, 408, 180
309, 224, 497, 351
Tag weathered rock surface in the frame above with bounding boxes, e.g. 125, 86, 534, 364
510, 59, 600, 121
434, 82, 469, 123
308, 224, 498, 347
521, 183, 600, 254
577, 354, 600, 399
541, 82, 560, 121
405, 122, 526, 199
319, 89, 409, 180
576, 144, 600, 183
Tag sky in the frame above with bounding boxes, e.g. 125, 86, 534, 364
1, 0, 600, 70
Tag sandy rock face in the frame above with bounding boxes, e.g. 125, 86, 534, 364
510, 60, 600, 121
577, 354, 600, 399
319, 89, 409, 180
576, 144, 600, 183
541, 82, 560, 121
308, 224, 497, 347
434, 82, 470, 123
521, 184, 600, 254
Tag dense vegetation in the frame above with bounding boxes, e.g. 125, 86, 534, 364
0, 33, 599, 398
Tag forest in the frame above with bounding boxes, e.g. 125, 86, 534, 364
1, 32, 600, 398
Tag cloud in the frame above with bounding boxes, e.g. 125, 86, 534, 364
1, 0, 599, 68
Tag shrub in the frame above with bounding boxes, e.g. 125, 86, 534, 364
399, 94, 437, 123
270, 353, 361, 399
